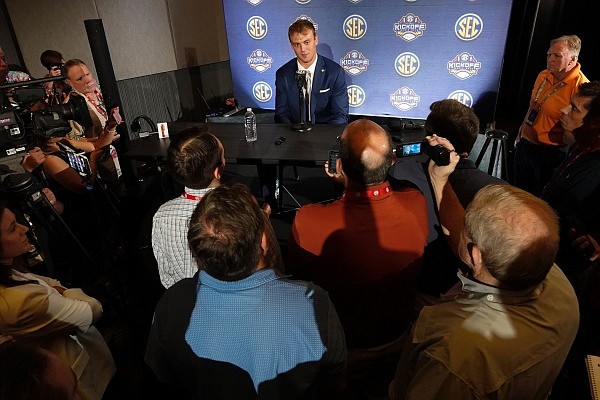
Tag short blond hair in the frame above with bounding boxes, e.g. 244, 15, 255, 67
464, 185, 559, 289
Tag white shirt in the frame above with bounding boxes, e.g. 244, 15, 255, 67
297, 55, 318, 122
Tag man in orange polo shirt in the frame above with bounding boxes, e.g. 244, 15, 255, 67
514, 35, 588, 196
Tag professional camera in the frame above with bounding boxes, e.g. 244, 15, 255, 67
32, 94, 92, 138
0, 77, 92, 151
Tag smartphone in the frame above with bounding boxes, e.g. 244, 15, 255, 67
398, 142, 423, 157
328, 149, 339, 173
66, 152, 92, 176
112, 108, 123, 125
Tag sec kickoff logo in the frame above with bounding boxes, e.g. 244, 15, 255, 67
348, 0, 362, 3
344, 15, 367, 40
447, 90, 474, 107
253, 82, 272, 102
390, 86, 420, 111
447, 52, 481, 80
294, 15, 319, 31
455, 13, 483, 41
247, 16, 268, 39
393, 13, 426, 42
347, 85, 366, 108
247, 0, 263, 5
247, 49, 273, 73
395, 52, 420, 77
340, 50, 370, 75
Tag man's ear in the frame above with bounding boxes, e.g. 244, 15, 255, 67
314, 34, 319, 46
213, 164, 223, 181
336, 158, 343, 174
470, 243, 483, 267
260, 231, 269, 254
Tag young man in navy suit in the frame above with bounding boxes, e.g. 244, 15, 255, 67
275, 19, 349, 124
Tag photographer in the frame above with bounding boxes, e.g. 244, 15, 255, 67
40, 50, 70, 106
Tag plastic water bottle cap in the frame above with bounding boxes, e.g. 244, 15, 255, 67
247, 108, 252, 112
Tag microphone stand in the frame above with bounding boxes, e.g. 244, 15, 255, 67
292, 71, 312, 132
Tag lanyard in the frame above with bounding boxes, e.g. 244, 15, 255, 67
533, 80, 566, 109
84, 90, 108, 121
182, 192, 203, 201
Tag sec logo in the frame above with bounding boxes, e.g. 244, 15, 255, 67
347, 85, 366, 107
395, 52, 420, 77
455, 13, 483, 41
253, 82, 272, 102
247, 16, 268, 40
447, 90, 474, 107
344, 15, 367, 40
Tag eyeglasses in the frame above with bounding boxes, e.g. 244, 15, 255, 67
50, 65, 64, 72
275, 136, 286, 145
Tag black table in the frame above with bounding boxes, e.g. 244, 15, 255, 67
125, 122, 345, 166
125, 122, 426, 210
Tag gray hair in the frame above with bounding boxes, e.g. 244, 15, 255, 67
550, 35, 581, 57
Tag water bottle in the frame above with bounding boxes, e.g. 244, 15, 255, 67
244, 108, 257, 142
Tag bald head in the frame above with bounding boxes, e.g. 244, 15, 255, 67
339, 119, 393, 186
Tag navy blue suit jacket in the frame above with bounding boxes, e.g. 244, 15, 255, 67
275, 55, 348, 124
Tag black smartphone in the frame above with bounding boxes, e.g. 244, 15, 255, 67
328, 149, 339, 173
66, 152, 91, 176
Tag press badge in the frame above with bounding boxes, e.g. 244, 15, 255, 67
525, 107, 539, 126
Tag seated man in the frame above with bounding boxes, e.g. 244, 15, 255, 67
390, 99, 507, 298
151, 127, 225, 288
145, 183, 347, 398
275, 19, 348, 124
389, 136, 579, 399
288, 119, 429, 349
152, 126, 283, 289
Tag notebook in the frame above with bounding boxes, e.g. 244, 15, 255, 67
586, 354, 600, 400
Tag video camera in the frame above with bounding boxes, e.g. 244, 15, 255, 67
0, 76, 92, 155
396, 140, 452, 166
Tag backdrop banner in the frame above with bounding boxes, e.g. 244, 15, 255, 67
223, 0, 513, 120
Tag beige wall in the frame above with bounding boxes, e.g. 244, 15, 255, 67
5, 0, 227, 80
167, 0, 229, 68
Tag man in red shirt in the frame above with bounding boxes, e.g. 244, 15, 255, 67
288, 119, 429, 395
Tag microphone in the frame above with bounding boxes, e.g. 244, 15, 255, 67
295, 70, 307, 88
